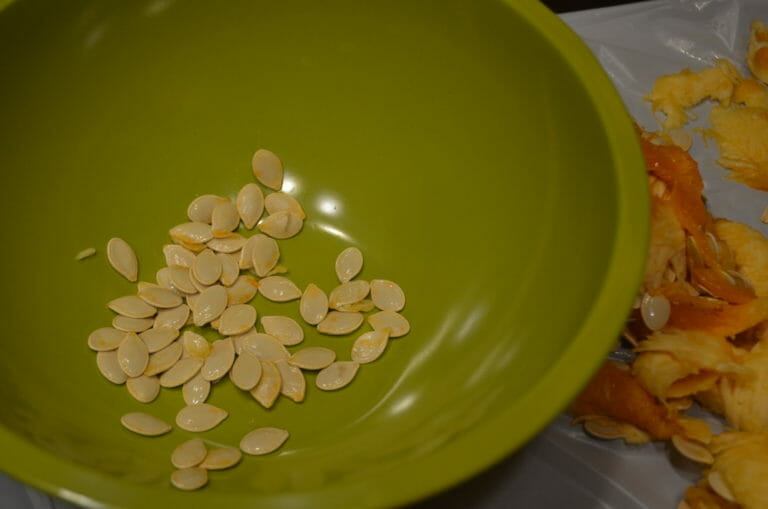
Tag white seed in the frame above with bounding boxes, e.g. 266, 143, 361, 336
193, 285, 228, 326
189, 270, 211, 293
218, 253, 240, 286
274, 360, 305, 403
258, 210, 303, 239
335, 247, 363, 283
207, 234, 247, 254
250, 234, 280, 277
267, 264, 288, 276
139, 327, 179, 353
163, 244, 196, 268
317, 311, 364, 335
171, 467, 208, 491
231, 328, 257, 356
368, 310, 410, 338
126, 375, 160, 403
219, 304, 257, 336
237, 183, 265, 230
316, 361, 359, 391
250, 360, 281, 408
75, 247, 96, 260
261, 316, 304, 346
201, 338, 235, 381
187, 194, 228, 224
289, 347, 336, 370
176, 404, 228, 432
230, 352, 263, 390
137, 281, 160, 293
240, 427, 289, 455
181, 331, 211, 359
88, 327, 126, 351
186, 294, 199, 313
112, 315, 154, 333
183, 373, 211, 406
264, 192, 305, 219
238, 235, 258, 270
370, 279, 405, 312
328, 280, 370, 310
96, 351, 128, 384
154, 304, 190, 330
252, 149, 284, 190
640, 294, 671, 331
708, 471, 736, 503
160, 357, 203, 387
117, 332, 149, 377
336, 299, 375, 313
178, 240, 206, 253
108, 295, 157, 319
351, 330, 389, 364
200, 447, 242, 470
155, 267, 178, 292
258, 276, 301, 302
671, 435, 714, 464
144, 341, 183, 376
120, 412, 171, 436
227, 275, 259, 305
107, 237, 138, 282
211, 201, 240, 238
168, 267, 197, 294
192, 249, 222, 286
171, 439, 207, 469
242, 333, 290, 361
300, 284, 328, 325
170, 222, 214, 245
138, 285, 183, 309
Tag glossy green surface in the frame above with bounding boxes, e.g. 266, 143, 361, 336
0, 0, 648, 507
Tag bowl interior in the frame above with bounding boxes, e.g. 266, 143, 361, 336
0, 0, 646, 507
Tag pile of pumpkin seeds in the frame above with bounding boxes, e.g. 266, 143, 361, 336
87, 149, 409, 490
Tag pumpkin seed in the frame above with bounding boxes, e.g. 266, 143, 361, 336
335, 247, 363, 283
240, 427, 289, 455
189, 270, 211, 294
368, 310, 410, 338
351, 330, 389, 364
264, 192, 305, 219
163, 244, 196, 268
139, 327, 179, 353
170, 222, 214, 245
211, 201, 240, 238
154, 304, 190, 330
177, 239, 207, 253
186, 294, 199, 313
708, 471, 736, 503
108, 295, 157, 319
120, 412, 172, 436
261, 316, 304, 346
251, 149, 283, 191
88, 327, 126, 351
640, 293, 671, 331
238, 235, 258, 270
207, 234, 246, 254
192, 249, 222, 286
145, 341, 183, 376
217, 253, 240, 286
336, 299, 375, 313
168, 267, 197, 294
300, 284, 329, 325
762, 205, 768, 224
242, 333, 290, 361
171, 467, 208, 491
258, 210, 303, 239
227, 275, 259, 305
201, 338, 235, 381
258, 276, 301, 302
156, 267, 178, 292
230, 352, 263, 391
267, 264, 289, 276
671, 435, 714, 464
181, 331, 211, 359
96, 351, 128, 384
237, 182, 265, 230
117, 332, 149, 377
200, 447, 242, 470
288, 347, 336, 370
250, 360, 281, 408
176, 404, 228, 432
183, 373, 211, 406
328, 280, 370, 310
107, 237, 138, 282
171, 439, 207, 469
370, 279, 405, 312
219, 304, 257, 336
160, 357, 203, 387
74, 247, 96, 261
275, 359, 305, 402
126, 375, 160, 403
250, 234, 280, 277
138, 285, 183, 309
193, 285, 228, 326
231, 328, 257, 356
317, 311, 364, 335
187, 194, 228, 224
112, 315, 154, 333
316, 361, 359, 391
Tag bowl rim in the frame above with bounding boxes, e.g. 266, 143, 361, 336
0, 0, 649, 507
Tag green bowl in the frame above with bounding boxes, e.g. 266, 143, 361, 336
0, 0, 648, 507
